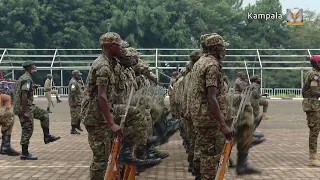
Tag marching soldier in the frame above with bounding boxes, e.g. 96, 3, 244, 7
302, 55, 320, 166
68, 70, 84, 134
0, 93, 20, 156
44, 74, 62, 113
13, 60, 60, 160
187, 34, 233, 180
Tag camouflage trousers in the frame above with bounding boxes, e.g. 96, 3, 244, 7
185, 116, 197, 165
251, 100, 260, 119
113, 104, 147, 146
306, 111, 320, 154
18, 105, 50, 145
194, 126, 225, 180
145, 109, 153, 136
169, 95, 178, 117
234, 105, 254, 150
259, 99, 269, 113
70, 106, 81, 126
0, 110, 15, 135
85, 124, 113, 180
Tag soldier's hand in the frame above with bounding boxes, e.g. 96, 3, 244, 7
23, 112, 30, 120
220, 124, 234, 141
110, 123, 121, 134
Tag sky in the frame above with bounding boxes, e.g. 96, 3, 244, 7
242, 0, 318, 13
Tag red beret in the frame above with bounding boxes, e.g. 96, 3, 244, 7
310, 56, 320, 62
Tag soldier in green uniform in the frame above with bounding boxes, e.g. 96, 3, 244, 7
13, 60, 60, 160
302, 55, 320, 166
68, 70, 83, 134
187, 34, 233, 180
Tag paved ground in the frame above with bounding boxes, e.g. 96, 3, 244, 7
0, 98, 319, 180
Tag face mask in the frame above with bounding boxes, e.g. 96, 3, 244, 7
31, 69, 37, 73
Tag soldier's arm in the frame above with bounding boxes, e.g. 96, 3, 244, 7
252, 85, 261, 99
21, 80, 31, 114
1, 94, 11, 110
206, 65, 228, 128
96, 66, 116, 126
310, 74, 320, 97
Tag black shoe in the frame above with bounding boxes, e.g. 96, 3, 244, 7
148, 147, 169, 159
253, 132, 264, 138
76, 123, 83, 132
251, 137, 266, 147
47, 107, 52, 113
43, 127, 61, 144
20, 145, 37, 160
236, 149, 261, 175
0, 135, 20, 156
71, 125, 80, 135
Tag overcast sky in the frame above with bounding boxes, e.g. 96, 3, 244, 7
242, 0, 318, 13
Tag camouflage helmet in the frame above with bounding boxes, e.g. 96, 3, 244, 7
189, 50, 202, 62
125, 47, 141, 57
205, 34, 229, 47
72, 70, 82, 75
22, 60, 35, 67
99, 32, 122, 46
47, 74, 52, 78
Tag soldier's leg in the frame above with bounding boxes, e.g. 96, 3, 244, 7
74, 106, 83, 132
116, 105, 161, 168
197, 126, 224, 180
86, 125, 113, 180
259, 99, 270, 119
0, 111, 20, 156
70, 106, 80, 135
193, 127, 201, 179
45, 92, 52, 113
19, 113, 37, 160
236, 106, 261, 175
306, 111, 320, 166
51, 90, 62, 103
186, 117, 195, 173
32, 105, 60, 144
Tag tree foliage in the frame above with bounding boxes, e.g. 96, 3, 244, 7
0, 0, 319, 87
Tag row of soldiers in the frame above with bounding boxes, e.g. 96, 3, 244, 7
78, 32, 179, 180
169, 33, 269, 180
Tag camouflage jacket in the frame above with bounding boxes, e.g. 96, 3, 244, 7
68, 77, 83, 107
302, 68, 320, 112
188, 54, 226, 127
13, 72, 34, 115
81, 55, 116, 126
235, 77, 247, 93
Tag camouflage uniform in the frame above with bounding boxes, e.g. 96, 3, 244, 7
235, 77, 248, 93
68, 74, 83, 127
250, 82, 261, 119
259, 98, 269, 114
0, 94, 15, 135
188, 35, 227, 180
14, 72, 50, 146
81, 33, 122, 180
302, 68, 320, 166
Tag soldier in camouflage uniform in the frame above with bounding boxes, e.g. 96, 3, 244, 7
68, 70, 84, 134
168, 71, 179, 117
81, 33, 123, 180
187, 34, 233, 180
112, 47, 162, 169
302, 55, 320, 166
183, 50, 202, 174
249, 76, 265, 131
0, 93, 20, 156
13, 60, 60, 160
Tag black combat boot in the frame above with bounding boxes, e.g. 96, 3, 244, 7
42, 127, 61, 144
236, 148, 261, 175
20, 144, 37, 160
193, 168, 201, 179
153, 118, 180, 145
253, 132, 264, 138
251, 136, 266, 147
56, 97, 62, 103
0, 135, 20, 156
76, 122, 83, 132
148, 146, 169, 159
47, 107, 52, 113
70, 125, 80, 134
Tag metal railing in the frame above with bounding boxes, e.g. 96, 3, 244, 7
32, 87, 303, 98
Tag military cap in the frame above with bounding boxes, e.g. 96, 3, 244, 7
120, 40, 129, 48
205, 34, 229, 47
125, 47, 141, 57
47, 74, 52, 78
22, 60, 35, 67
190, 50, 202, 58
200, 33, 218, 46
99, 32, 123, 46
72, 70, 82, 75
250, 75, 259, 82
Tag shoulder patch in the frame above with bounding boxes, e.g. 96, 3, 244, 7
314, 76, 319, 80
71, 85, 75, 89
26, 83, 30, 89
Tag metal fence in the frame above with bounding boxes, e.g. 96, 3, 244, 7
33, 87, 303, 98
